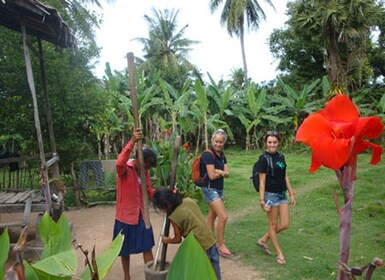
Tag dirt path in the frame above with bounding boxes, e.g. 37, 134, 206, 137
65, 205, 260, 280
1, 206, 260, 279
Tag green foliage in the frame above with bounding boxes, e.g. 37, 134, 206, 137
80, 232, 124, 279
0, 212, 122, 279
0, 228, 10, 279
149, 137, 199, 199
39, 212, 72, 258
222, 150, 385, 279
32, 250, 77, 279
33, 212, 75, 279
135, 8, 198, 89
166, 233, 216, 280
24, 261, 40, 280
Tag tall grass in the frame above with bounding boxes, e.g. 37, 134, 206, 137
212, 149, 385, 279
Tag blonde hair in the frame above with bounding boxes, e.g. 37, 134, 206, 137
211, 129, 227, 143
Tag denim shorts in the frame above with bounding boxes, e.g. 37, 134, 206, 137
202, 186, 224, 203
264, 191, 288, 207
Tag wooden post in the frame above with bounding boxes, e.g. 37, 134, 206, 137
38, 38, 60, 178
126, 52, 151, 228
159, 136, 181, 270
21, 24, 51, 214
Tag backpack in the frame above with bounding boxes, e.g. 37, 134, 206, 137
251, 152, 283, 192
192, 149, 215, 187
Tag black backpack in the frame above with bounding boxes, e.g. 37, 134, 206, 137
251, 152, 282, 192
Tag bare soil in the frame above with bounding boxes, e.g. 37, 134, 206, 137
1, 206, 261, 279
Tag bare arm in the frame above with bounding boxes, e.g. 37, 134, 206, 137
285, 173, 296, 207
162, 220, 182, 244
258, 173, 270, 211
207, 163, 229, 180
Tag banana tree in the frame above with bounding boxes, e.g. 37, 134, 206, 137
159, 78, 192, 133
276, 76, 321, 128
194, 79, 210, 150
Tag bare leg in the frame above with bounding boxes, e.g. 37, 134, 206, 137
121, 255, 130, 280
258, 203, 290, 244
267, 207, 283, 259
143, 250, 153, 264
207, 206, 217, 232
209, 198, 230, 255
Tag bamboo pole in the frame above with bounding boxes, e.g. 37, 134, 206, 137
21, 24, 51, 214
126, 52, 151, 228
159, 135, 181, 270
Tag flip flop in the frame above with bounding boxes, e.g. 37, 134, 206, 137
256, 241, 272, 255
276, 256, 286, 265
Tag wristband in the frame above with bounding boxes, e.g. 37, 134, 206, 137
289, 191, 295, 197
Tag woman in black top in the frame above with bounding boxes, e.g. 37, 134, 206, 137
256, 131, 296, 265
200, 129, 231, 257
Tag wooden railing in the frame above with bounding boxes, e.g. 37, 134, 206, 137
0, 153, 54, 192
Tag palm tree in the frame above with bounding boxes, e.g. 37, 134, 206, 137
289, 0, 381, 93
135, 8, 199, 88
209, 0, 274, 80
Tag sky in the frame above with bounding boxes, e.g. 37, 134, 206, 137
93, 0, 289, 83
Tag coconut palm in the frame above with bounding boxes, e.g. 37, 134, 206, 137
209, 0, 274, 80
135, 8, 199, 88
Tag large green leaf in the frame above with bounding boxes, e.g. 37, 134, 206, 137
31, 250, 77, 278
166, 233, 217, 280
23, 261, 39, 280
39, 212, 72, 258
0, 228, 10, 279
194, 79, 208, 111
80, 232, 124, 279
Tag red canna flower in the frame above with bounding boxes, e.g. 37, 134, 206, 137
296, 94, 383, 173
182, 142, 190, 151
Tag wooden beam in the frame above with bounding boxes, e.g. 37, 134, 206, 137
21, 23, 51, 213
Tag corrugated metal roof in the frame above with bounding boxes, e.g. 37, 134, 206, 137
0, 0, 75, 48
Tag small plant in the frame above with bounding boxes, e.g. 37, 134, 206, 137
148, 137, 201, 199
0, 212, 123, 279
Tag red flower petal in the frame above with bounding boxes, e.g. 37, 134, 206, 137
311, 138, 351, 170
365, 141, 383, 165
320, 94, 359, 123
355, 117, 384, 139
295, 113, 332, 146
309, 155, 322, 173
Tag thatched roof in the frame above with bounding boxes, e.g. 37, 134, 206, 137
0, 0, 75, 48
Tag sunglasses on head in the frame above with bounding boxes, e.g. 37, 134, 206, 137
266, 131, 279, 136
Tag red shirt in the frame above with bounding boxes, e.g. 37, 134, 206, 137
115, 141, 155, 225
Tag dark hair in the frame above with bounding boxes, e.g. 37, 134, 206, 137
136, 148, 157, 167
152, 187, 183, 214
263, 131, 282, 143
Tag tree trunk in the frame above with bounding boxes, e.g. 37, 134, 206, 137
325, 24, 348, 91
195, 125, 201, 155
239, 22, 248, 81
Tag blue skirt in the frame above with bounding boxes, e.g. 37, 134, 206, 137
113, 214, 155, 256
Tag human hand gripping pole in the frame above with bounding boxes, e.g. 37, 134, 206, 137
127, 52, 151, 229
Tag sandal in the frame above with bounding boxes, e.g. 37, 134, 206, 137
276, 256, 286, 265
256, 240, 272, 255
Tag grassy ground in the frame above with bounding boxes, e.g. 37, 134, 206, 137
216, 149, 385, 279
63, 148, 384, 278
